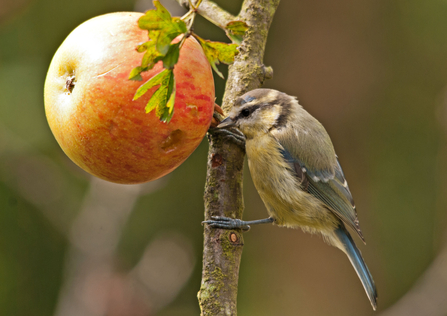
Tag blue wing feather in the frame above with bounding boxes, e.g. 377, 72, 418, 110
279, 146, 364, 242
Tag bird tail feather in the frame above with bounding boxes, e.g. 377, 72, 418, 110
333, 224, 378, 310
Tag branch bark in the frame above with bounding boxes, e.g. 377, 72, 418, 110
188, 1, 281, 315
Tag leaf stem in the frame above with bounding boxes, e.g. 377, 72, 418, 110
180, 9, 194, 21
178, 33, 188, 50
194, 0, 204, 9
181, 0, 201, 33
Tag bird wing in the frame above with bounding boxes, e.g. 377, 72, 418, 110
278, 138, 365, 243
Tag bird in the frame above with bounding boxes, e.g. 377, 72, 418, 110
204, 88, 378, 310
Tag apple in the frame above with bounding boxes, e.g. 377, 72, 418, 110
44, 12, 215, 184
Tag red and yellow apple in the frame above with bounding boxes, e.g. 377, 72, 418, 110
44, 12, 214, 184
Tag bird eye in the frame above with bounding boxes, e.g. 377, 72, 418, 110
241, 109, 250, 117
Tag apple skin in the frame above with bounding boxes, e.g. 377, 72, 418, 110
44, 12, 215, 184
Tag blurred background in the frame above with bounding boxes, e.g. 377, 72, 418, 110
1, 0, 446, 315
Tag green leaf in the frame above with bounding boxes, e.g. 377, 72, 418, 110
133, 69, 176, 123
146, 69, 175, 122
129, 66, 147, 81
148, 30, 160, 41
156, 20, 187, 54
141, 41, 163, 68
225, 21, 248, 44
162, 74, 176, 123
171, 17, 188, 33
133, 69, 169, 100
162, 42, 180, 69
195, 35, 239, 78
138, 1, 172, 30
152, 69, 174, 118
213, 42, 239, 64
226, 33, 241, 45
226, 21, 248, 36
153, 0, 171, 20
136, 42, 149, 53
130, 0, 186, 122
137, 6, 187, 56
145, 84, 165, 113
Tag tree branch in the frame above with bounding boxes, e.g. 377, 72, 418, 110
221, 0, 280, 112
197, 1, 280, 315
175, 0, 236, 29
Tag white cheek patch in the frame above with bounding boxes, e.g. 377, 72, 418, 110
274, 111, 281, 121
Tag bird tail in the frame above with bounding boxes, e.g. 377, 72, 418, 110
332, 224, 378, 311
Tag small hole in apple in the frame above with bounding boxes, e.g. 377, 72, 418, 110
186, 104, 198, 117
66, 75, 76, 93
161, 129, 185, 153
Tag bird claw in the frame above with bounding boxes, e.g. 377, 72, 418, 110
208, 128, 246, 149
202, 216, 251, 231
208, 103, 246, 149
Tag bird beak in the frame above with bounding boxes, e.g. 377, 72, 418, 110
217, 117, 235, 129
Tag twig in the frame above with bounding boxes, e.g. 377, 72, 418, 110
175, 0, 236, 29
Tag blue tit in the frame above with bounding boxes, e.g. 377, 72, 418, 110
205, 88, 378, 310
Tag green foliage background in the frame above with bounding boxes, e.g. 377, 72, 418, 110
0, 0, 446, 315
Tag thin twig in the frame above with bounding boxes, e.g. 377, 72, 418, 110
175, 0, 236, 29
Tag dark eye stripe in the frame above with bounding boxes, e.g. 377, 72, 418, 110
236, 104, 260, 120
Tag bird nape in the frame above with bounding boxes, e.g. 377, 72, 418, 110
203, 88, 378, 311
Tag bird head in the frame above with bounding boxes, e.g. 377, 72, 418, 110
218, 89, 296, 139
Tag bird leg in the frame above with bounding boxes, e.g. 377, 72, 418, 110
203, 216, 274, 231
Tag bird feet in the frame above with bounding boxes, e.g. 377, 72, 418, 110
203, 216, 251, 231
208, 127, 246, 148
202, 216, 275, 231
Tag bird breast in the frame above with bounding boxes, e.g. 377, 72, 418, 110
245, 134, 339, 232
